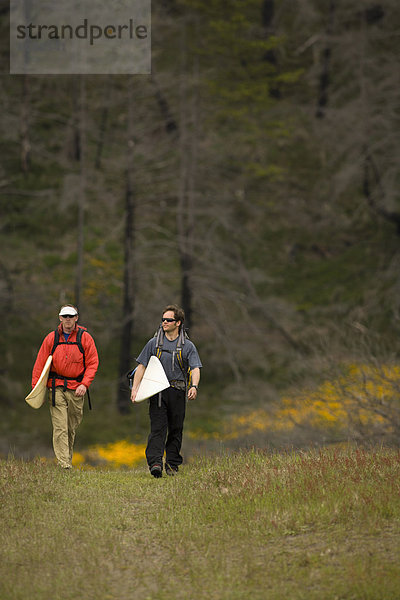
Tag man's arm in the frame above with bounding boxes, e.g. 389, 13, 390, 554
130, 364, 146, 403
76, 333, 100, 397
80, 333, 99, 384
31, 333, 53, 388
187, 367, 200, 400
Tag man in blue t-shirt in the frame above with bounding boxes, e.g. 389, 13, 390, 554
131, 304, 202, 478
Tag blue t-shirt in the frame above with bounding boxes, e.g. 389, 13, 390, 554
136, 335, 202, 382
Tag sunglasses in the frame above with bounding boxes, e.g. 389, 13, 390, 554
161, 318, 176, 322
61, 315, 76, 319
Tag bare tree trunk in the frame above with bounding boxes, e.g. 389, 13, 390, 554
261, 0, 281, 98
177, 18, 198, 329
94, 84, 111, 170
20, 75, 30, 172
75, 76, 86, 309
69, 79, 82, 162
150, 73, 178, 135
316, 0, 336, 118
116, 78, 136, 414
362, 151, 400, 236
358, 9, 400, 235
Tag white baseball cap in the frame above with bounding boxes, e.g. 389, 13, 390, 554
59, 306, 78, 316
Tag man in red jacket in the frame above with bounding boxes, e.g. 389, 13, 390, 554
32, 304, 99, 469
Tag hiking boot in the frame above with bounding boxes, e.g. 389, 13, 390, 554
150, 464, 163, 478
165, 464, 179, 476
58, 461, 72, 470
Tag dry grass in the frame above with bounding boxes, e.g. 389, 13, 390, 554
1, 446, 399, 599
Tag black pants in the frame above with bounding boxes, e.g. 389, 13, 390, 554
145, 387, 186, 469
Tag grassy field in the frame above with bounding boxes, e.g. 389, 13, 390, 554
1, 446, 399, 600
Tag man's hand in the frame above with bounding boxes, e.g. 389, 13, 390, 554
75, 384, 87, 397
187, 385, 198, 401
130, 364, 145, 403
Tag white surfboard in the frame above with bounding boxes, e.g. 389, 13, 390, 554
135, 356, 170, 403
25, 355, 53, 409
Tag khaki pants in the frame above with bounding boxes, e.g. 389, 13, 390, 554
49, 388, 84, 468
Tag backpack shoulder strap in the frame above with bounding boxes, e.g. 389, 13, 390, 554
176, 328, 187, 351
51, 328, 86, 354
51, 329, 59, 355
175, 328, 193, 386
76, 327, 85, 354
154, 325, 163, 358
76, 328, 86, 371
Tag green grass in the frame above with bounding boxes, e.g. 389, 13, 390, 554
1, 447, 400, 600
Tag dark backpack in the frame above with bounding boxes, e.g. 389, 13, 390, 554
154, 325, 192, 386
49, 327, 92, 409
127, 326, 192, 390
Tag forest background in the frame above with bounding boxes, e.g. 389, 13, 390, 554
1, 0, 400, 463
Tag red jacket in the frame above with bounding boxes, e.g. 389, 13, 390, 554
32, 324, 99, 390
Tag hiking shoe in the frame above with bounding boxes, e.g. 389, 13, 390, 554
150, 464, 163, 478
165, 464, 179, 476
59, 462, 72, 470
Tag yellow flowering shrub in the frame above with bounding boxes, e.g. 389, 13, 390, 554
93, 440, 146, 467
72, 440, 146, 468
71, 452, 85, 466
188, 363, 400, 441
